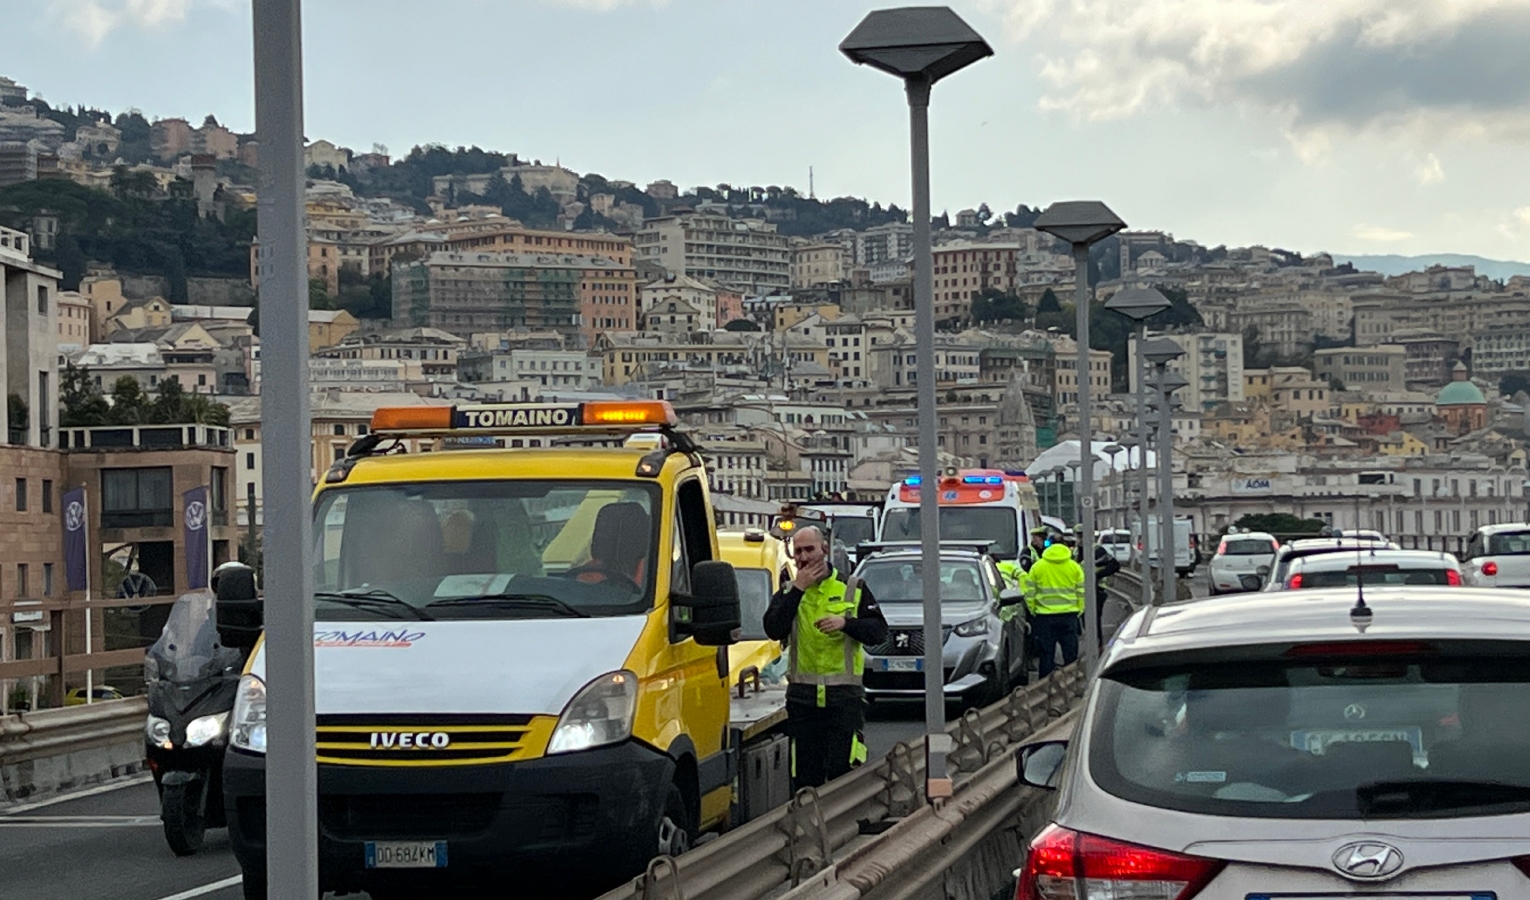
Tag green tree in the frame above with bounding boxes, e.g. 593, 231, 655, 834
309, 277, 335, 309
723, 318, 760, 332
1500, 371, 1530, 396
1037, 288, 1062, 314
106, 376, 148, 424
54, 233, 86, 291
970, 287, 1028, 324
1233, 513, 1327, 536
59, 363, 109, 426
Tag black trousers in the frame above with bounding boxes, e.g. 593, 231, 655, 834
1032, 612, 1080, 678
787, 696, 866, 790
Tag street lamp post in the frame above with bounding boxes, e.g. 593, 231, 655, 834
1034, 201, 1125, 675
841, 7, 991, 802
1066, 459, 1082, 526
1103, 288, 1171, 607
1145, 352, 1188, 604
252, 0, 318, 896
1102, 443, 1123, 529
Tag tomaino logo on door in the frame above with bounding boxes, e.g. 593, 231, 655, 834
314, 629, 427, 648
370, 731, 451, 750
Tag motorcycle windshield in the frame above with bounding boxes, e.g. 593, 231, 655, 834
146, 591, 244, 687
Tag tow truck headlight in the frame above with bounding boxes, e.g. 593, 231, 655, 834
146, 715, 171, 747
547, 670, 637, 755
230, 674, 267, 754
954, 616, 990, 638
184, 712, 229, 748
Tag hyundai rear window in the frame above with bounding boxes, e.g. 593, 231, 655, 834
1223, 539, 1275, 556
1489, 532, 1530, 555
1090, 652, 1530, 818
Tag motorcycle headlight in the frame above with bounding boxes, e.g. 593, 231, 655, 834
230, 674, 266, 754
547, 670, 637, 755
146, 715, 171, 747
184, 712, 229, 748
143, 656, 161, 684
953, 616, 990, 638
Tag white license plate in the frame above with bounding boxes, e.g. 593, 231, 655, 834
878, 657, 921, 672
1290, 726, 1424, 758
365, 840, 448, 869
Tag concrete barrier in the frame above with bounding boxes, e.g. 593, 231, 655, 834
0, 698, 148, 804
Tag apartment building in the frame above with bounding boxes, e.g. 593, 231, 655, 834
1313, 345, 1407, 391
634, 213, 791, 294
1129, 331, 1245, 412
2, 226, 59, 447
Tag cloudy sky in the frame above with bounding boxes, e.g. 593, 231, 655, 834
8, 0, 1530, 261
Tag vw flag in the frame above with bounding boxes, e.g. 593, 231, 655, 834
62, 487, 88, 592
183, 485, 210, 589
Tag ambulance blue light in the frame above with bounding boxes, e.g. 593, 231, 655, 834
904, 476, 921, 485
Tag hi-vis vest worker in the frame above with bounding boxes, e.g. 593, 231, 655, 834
763, 526, 887, 790
1021, 541, 1087, 678
995, 559, 1024, 623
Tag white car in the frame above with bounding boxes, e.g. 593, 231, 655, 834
1015, 586, 1530, 899
1207, 530, 1279, 594
1461, 523, 1530, 588
1097, 528, 1134, 564
1282, 549, 1463, 589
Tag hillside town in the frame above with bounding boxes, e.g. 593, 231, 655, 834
2, 69, 1529, 601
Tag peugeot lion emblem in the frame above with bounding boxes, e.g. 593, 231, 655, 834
894, 632, 910, 649
1332, 841, 1404, 880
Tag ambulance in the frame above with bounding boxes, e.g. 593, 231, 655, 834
879, 468, 1043, 565
216, 400, 794, 898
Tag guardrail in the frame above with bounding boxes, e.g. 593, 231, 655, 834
0, 697, 148, 802
597, 664, 1087, 900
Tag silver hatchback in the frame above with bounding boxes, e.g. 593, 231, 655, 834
1015, 588, 1530, 899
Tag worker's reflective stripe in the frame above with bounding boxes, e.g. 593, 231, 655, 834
850, 733, 867, 766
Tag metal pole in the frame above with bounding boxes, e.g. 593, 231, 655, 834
253, 1, 317, 896
1134, 326, 1154, 607
1072, 246, 1099, 672
1156, 365, 1176, 604
906, 76, 949, 799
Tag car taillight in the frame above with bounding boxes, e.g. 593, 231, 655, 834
1017, 824, 1224, 900
1446, 569, 1462, 586
1216, 541, 1227, 556
1287, 574, 1302, 589
1484, 561, 1500, 577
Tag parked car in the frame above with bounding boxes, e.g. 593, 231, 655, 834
1281, 549, 1463, 589
1014, 586, 1530, 898
1263, 536, 1399, 590
853, 543, 1027, 706
1208, 530, 1280, 594
1461, 523, 1530, 588
1097, 528, 1134, 565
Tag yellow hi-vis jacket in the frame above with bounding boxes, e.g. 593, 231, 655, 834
1021, 542, 1086, 616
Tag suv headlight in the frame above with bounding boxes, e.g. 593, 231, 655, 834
185, 712, 229, 748
146, 715, 171, 747
230, 674, 266, 754
547, 670, 637, 755
953, 616, 990, 638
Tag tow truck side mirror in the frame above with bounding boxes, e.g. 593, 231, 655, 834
677, 560, 742, 647
214, 562, 263, 651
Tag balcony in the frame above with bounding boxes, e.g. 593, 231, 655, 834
59, 423, 232, 451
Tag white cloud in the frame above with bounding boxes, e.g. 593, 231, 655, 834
536, 0, 667, 9
978, 0, 1530, 140
1415, 153, 1446, 185
1352, 224, 1414, 243
50, 0, 231, 48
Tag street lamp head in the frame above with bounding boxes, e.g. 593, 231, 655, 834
1140, 336, 1186, 366
1034, 200, 1126, 248
1104, 286, 1172, 322
839, 7, 993, 85
1154, 372, 1191, 393
1102, 443, 1123, 454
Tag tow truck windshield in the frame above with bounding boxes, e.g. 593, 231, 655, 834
312, 479, 661, 620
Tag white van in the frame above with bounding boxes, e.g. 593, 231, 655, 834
1134, 516, 1198, 576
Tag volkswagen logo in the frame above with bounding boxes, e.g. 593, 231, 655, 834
1343, 703, 1366, 721
1332, 841, 1404, 880
65, 501, 84, 532
185, 500, 206, 531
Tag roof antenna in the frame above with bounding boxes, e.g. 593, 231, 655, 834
1351, 539, 1371, 633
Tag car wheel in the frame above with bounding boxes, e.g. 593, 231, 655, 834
655, 781, 693, 859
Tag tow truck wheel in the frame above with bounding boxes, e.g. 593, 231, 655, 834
656, 782, 693, 859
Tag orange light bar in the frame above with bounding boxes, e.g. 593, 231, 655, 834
582, 400, 677, 427
371, 406, 453, 431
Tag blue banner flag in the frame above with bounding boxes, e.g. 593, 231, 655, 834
62, 487, 88, 592
183, 485, 210, 590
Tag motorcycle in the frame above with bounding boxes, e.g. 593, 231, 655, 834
143, 573, 249, 856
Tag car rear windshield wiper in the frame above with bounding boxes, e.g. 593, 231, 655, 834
426, 592, 591, 618
314, 589, 434, 621
1357, 778, 1530, 815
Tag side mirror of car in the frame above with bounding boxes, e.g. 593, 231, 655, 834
213, 562, 262, 651
998, 588, 1025, 607
1015, 739, 1069, 790
675, 560, 742, 647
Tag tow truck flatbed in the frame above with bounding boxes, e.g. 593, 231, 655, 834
729, 680, 789, 744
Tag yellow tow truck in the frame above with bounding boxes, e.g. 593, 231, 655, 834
216, 400, 794, 898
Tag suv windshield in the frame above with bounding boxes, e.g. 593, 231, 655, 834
1091, 651, 1530, 818
312, 480, 660, 620
859, 559, 986, 602
881, 507, 1017, 559
1222, 539, 1275, 556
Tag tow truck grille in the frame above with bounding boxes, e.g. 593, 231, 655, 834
315, 714, 555, 767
